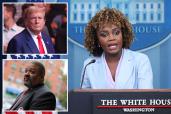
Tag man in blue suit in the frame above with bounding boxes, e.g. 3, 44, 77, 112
7, 5, 55, 54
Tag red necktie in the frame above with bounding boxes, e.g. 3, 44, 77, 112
37, 35, 45, 54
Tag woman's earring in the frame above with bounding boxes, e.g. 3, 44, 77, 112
98, 44, 101, 48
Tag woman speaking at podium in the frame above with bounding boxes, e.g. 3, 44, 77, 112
81, 8, 153, 89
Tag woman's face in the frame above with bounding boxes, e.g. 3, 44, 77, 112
97, 23, 123, 56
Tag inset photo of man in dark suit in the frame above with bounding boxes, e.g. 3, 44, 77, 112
3, 60, 67, 111
3, 3, 67, 54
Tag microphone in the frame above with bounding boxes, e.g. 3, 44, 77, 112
80, 59, 96, 88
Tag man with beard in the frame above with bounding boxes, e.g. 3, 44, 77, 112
9, 61, 56, 110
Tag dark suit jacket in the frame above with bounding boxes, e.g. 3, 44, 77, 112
9, 84, 56, 110
7, 29, 55, 54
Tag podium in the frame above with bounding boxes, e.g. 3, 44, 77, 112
60, 89, 171, 114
